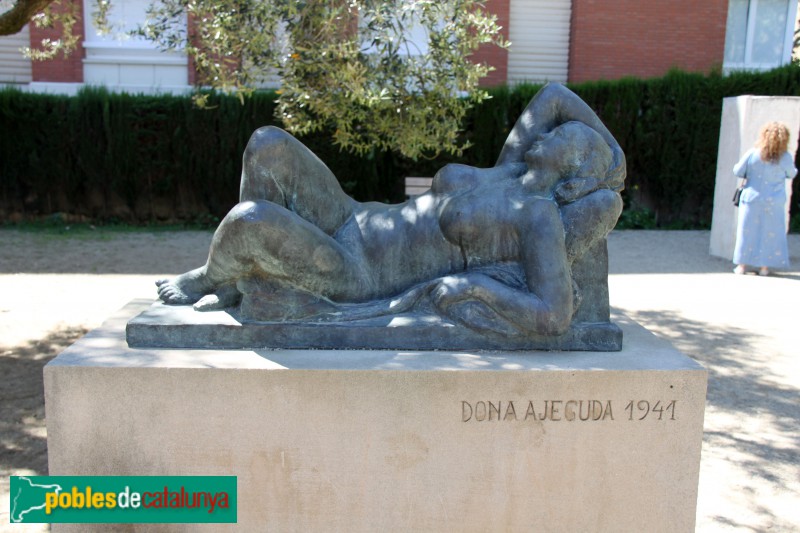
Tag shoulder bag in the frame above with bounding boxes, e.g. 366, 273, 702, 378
732, 185, 743, 206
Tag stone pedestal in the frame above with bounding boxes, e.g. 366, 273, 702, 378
46, 300, 707, 532
709, 95, 800, 260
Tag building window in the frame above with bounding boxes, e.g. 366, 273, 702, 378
507, 0, 571, 84
0, 25, 32, 84
724, 0, 799, 72
82, 0, 188, 91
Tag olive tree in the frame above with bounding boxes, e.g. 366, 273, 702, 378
1, 0, 506, 159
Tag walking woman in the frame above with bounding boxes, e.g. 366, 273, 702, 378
733, 122, 797, 276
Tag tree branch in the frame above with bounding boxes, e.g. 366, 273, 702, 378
0, 0, 56, 36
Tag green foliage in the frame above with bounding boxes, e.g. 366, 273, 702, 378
136, 0, 506, 159
0, 86, 267, 221
566, 66, 800, 227
12, 0, 505, 159
616, 206, 658, 230
21, 0, 82, 60
3, 65, 800, 226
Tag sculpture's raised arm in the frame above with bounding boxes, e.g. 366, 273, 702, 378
496, 83, 625, 192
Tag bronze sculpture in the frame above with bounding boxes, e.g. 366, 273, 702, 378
153, 83, 625, 349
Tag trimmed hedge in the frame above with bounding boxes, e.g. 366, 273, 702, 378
566, 67, 800, 227
2, 65, 800, 226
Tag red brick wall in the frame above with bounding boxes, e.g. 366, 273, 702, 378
29, 0, 85, 83
473, 0, 510, 87
569, 0, 729, 83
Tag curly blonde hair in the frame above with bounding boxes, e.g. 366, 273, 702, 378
757, 122, 791, 163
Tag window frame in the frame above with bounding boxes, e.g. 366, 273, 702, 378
81, 0, 189, 90
723, 0, 800, 73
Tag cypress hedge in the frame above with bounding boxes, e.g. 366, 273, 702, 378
2, 65, 800, 227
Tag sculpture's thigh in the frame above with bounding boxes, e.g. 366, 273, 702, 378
239, 126, 353, 235
207, 201, 367, 300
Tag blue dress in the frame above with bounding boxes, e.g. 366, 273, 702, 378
733, 148, 797, 268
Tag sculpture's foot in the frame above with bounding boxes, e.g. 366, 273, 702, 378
194, 284, 242, 311
156, 267, 215, 305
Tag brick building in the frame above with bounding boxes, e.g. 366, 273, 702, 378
1, 0, 798, 92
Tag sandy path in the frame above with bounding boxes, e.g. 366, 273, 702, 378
607, 231, 800, 531
1, 228, 799, 531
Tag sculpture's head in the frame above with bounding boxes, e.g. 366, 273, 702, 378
522, 121, 614, 201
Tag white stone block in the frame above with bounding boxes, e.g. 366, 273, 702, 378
709, 96, 800, 260
118, 64, 155, 87
154, 64, 188, 87
83, 63, 121, 86
46, 300, 707, 532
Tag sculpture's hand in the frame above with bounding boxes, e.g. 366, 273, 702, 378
554, 177, 600, 204
431, 274, 524, 336
430, 269, 571, 337
561, 188, 623, 262
431, 275, 475, 308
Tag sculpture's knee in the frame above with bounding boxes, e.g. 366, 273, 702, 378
245, 126, 293, 161
215, 201, 288, 258
217, 202, 267, 242
209, 200, 294, 280
225, 200, 280, 226
241, 127, 298, 203
249, 125, 292, 146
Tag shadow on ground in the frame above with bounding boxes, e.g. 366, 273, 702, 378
0, 326, 87, 477
624, 309, 800, 531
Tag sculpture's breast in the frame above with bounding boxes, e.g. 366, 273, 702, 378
430, 163, 481, 194
438, 183, 522, 263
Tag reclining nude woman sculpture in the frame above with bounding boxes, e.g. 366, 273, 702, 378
154, 83, 625, 349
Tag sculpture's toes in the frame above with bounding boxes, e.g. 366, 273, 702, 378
155, 278, 169, 287
158, 283, 194, 305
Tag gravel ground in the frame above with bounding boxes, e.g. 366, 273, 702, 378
1, 228, 799, 531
